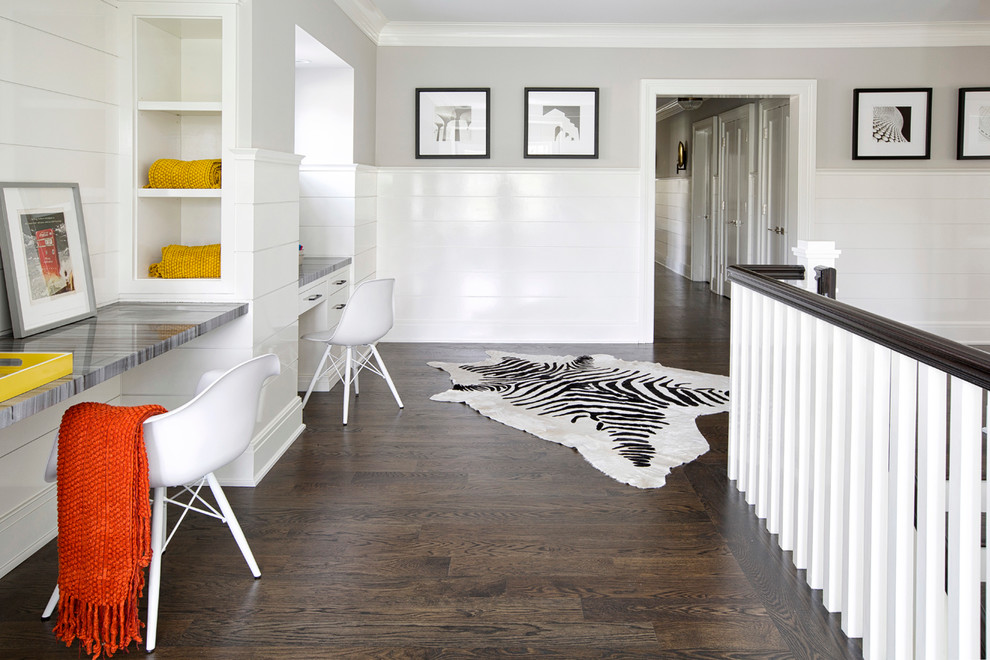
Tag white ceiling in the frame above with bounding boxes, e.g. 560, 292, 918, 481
369, 0, 990, 25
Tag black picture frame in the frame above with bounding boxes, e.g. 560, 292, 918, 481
415, 88, 490, 159
524, 87, 599, 159
957, 87, 990, 159
852, 88, 932, 160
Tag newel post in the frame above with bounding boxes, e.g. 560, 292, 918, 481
792, 241, 841, 296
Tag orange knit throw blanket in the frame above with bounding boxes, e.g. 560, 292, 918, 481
53, 402, 168, 658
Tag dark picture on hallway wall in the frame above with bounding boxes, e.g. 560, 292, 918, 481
853, 88, 932, 159
416, 88, 490, 158
957, 87, 990, 159
524, 88, 599, 158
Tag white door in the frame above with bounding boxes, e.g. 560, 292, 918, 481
715, 103, 756, 297
689, 117, 717, 283
759, 99, 791, 263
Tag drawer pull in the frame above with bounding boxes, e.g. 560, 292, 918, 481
306, 294, 323, 302
333, 303, 346, 310
333, 279, 348, 286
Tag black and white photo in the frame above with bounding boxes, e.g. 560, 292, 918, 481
852, 88, 932, 159
957, 87, 990, 159
525, 88, 599, 158
416, 88, 490, 158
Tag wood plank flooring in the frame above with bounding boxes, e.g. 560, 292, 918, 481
0, 269, 863, 658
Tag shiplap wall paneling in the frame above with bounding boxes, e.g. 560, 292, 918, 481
655, 177, 690, 277
0, 1, 120, 312
815, 171, 990, 344
377, 168, 641, 343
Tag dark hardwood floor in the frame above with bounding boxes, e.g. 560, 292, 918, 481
0, 268, 862, 658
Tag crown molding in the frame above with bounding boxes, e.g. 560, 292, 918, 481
375, 20, 990, 48
334, 0, 388, 44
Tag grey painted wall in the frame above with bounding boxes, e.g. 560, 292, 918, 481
250, 0, 377, 164
656, 98, 760, 178
376, 45, 990, 169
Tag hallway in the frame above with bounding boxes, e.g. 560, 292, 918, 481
0, 268, 861, 657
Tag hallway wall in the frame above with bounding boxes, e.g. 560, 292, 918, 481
377, 44, 990, 343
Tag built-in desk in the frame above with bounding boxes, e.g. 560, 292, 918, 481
298, 257, 352, 392
0, 302, 247, 429
0, 301, 252, 578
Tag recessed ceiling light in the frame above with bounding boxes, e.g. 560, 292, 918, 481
295, 58, 311, 64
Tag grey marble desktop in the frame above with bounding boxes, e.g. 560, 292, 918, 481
299, 256, 351, 288
0, 302, 248, 428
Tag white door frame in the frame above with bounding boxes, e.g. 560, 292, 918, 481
639, 78, 817, 342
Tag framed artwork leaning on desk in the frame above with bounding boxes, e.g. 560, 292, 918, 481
0, 182, 97, 337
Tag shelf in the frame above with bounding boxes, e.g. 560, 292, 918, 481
138, 101, 222, 115
138, 188, 221, 198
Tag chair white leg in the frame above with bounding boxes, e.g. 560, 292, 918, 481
342, 347, 353, 425
370, 344, 403, 409
41, 584, 59, 620
205, 472, 261, 577
146, 486, 167, 652
301, 344, 332, 407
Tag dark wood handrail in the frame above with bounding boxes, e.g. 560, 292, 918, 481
728, 264, 990, 391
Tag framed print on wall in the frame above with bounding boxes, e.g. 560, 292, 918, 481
852, 88, 932, 159
524, 87, 599, 158
957, 87, 990, 159
416, 88, 490, 158
0, 182, 97, 337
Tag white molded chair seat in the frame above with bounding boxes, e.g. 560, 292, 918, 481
41, 353, 280, 652
301, 278, 403, 424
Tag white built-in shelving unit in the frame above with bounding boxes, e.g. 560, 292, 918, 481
119, 4, 237, 300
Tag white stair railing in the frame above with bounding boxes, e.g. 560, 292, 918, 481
728, 265, 989, 660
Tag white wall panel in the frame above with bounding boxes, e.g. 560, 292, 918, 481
379, 167, 642, 342
655, 177, 691, 277
815, 170, 990, 343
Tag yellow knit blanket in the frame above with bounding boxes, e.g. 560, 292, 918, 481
148, 244, 220, 279
146, 159, 221, 189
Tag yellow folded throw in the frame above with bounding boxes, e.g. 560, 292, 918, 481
146, 158, 221, 189
148, 244, 220, 279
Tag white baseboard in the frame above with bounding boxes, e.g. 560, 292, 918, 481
214, 398, 304, 486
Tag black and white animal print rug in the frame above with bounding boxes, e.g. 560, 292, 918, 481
429, 351, 730, 489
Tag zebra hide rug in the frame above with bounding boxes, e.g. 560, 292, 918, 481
429, 351, 730, 489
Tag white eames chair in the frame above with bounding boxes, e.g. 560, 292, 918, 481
300, 278, 403, 424
42, 353, 280, 652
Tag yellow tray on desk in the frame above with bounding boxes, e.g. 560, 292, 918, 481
0, 353, 73, 402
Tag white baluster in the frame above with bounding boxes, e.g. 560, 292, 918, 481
887, 354, 917, 658
756, 292, 774, 518
947, 377, 981, 660
808, 317, 831, 590
842, 335, 869, 637
915, 365, 947, 660
793, 311, 814, 570
745, 291, 764, 498
863, 345, 891, 660
767, 299, 786, 532
824, 327, 848, 612
779, 306, 800, 552
727, 280, 745, 482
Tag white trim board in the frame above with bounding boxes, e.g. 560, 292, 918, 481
638, 78, 818, 342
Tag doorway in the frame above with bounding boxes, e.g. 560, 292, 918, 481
639, 79, 817, 341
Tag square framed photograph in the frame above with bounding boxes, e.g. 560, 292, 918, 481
852, 88, 932, 159
957, 87, 990, 159
416, 88, 490, 158
525, 87, 599, 158
0, 182, 97, 337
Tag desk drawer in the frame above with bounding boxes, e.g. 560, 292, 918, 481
298, 279, 329, 315
327, 275, 349, 296
325, 284, 349, 325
